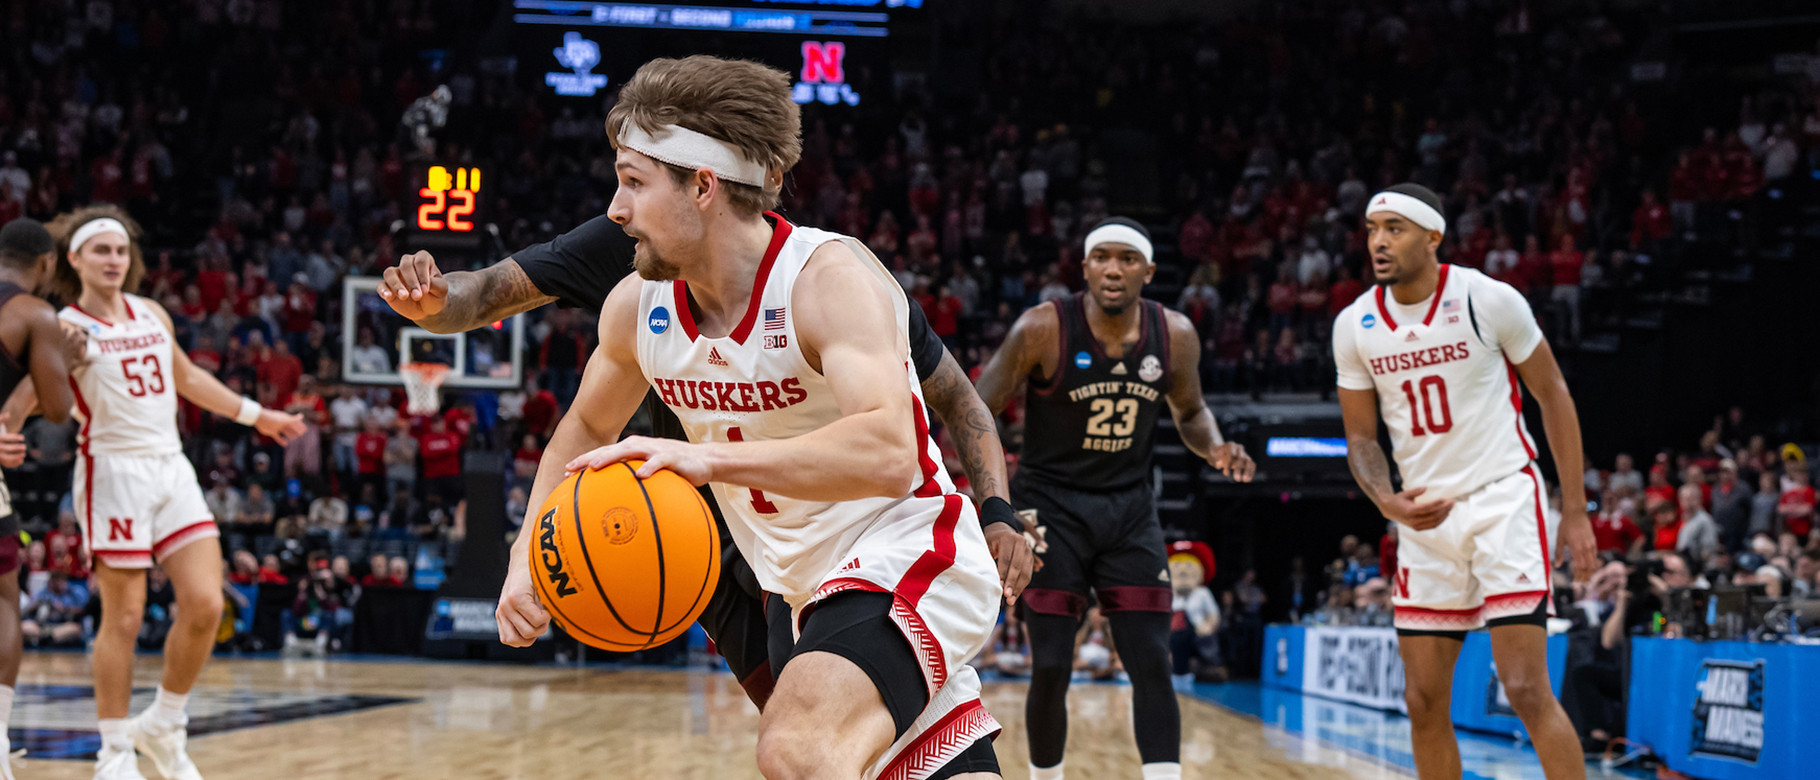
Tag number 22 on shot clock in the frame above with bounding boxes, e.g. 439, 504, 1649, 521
417, 165, 482, 232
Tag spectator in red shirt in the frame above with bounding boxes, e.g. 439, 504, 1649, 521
1178, 209, 1214, 262
355, 417, 389, 500
257, 554, 290, 585
1779, 468, 1816, 540
1513, 234, 1548, 302
513, 434, 544, 481
1592, 493, 1644, 556
418, 415, 465, 499
931, 285, 963, 348
1327, 263, 1363, 317
227, 551, 261, 586
282, 275, 317, 353
521, 377, 559, 441
257, 340, 304, 405
1648, 500, 1682, 553
1645, 464, 1678, 508
1548, 234, 1583, 342
1630, 191, 1672, 254
1266, 262, 1298, 335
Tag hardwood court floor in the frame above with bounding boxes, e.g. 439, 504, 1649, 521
13, 652, 1410, 779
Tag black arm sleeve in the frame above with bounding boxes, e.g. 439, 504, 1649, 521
907, 297, 946, 381
510, 215, 637, 311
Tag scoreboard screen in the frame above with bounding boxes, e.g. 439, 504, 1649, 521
515, 0, 919, 104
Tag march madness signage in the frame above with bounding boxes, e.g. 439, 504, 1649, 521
1302, 626, 1406, 711
1690, 659, 1765, 763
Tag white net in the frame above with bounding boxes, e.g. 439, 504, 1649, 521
400, 361, 451, 415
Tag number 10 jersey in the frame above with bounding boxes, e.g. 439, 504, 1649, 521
1333, 264, 1544, 501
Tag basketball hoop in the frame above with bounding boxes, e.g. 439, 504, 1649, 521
400, 361, 451, 415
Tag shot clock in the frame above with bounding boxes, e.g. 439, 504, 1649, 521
416, 164, 483, 232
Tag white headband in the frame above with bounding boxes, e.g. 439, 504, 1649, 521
1367, 191, 1446, 234
69, 218, 129, 253
1083, 223, 1154, 265
617, 123, 769, 187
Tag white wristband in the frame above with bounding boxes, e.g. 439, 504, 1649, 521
235, 397, 262, 427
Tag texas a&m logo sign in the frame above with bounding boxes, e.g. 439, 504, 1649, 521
792, 41, 861, 107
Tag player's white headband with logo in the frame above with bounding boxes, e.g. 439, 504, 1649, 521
1367, 191, 1447, 235
1083, 223, 1154, 265
69, 218, 130, 253
617, 123, 769, 187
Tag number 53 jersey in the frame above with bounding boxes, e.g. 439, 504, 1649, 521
1332, 264, 1544, 501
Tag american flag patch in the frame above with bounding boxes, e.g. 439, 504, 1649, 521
764, 307, 786, 330
1442, 299, 1460, 312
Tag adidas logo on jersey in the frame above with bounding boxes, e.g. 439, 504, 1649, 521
708, 347, 728, 367
841, 557, 862, 572
1111, 362, 1128, 375
1405, 331, 1419, 342
1157, 569, 1170, 582
1517, 573, 1530, 583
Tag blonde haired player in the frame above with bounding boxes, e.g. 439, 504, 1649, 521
48, 205, 305, 780
1332, 184, 1597, 779
496, 56, 1002, 780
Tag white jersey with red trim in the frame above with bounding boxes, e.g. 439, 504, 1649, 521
635, 216, 1001, 780
635, 216, 992, 606
1333, 264, 1544, 500
60, 294, 182, 457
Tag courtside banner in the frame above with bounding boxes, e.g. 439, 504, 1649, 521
1628, 638, 1814, 780
1300, 626, 1407, 711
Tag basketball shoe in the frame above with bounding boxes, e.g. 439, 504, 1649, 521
126, 710, 202, 780
92, 742, 146, 780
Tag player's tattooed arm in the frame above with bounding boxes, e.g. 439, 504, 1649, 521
973, 304, 1058, 416
1339, 386, 1454, 530
922, 351, 1008, 502
382, 253, 558, 334
1162, 310, 1252, 482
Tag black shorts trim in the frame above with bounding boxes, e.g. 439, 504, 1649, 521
770, 590, 928, 738
1396, 628, 1468, 641
927, 736, 999, 780
1486, 612, 1549, 629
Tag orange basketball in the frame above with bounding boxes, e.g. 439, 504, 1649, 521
529, 459, 721, 651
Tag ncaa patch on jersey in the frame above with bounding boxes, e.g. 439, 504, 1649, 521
1074, 351, 1092, 369
1361, 313, 1377, 329
648, 307, 670, 334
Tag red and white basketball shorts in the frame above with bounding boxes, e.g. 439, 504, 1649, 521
790, 494, 1003, 780
77, 452, 218, 569
1392, 465, 1557, 632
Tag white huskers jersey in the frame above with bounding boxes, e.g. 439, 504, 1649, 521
1333, 264, 1544, 500
60, 294, 182, 456
635, 216, 1002, 780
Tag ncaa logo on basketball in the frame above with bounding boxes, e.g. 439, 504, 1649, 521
1074, 351, 1092, 369
537, 507, 578, 598
602, 507, 639, 545
1362, 313, 1377, 329
649, 306, 671, 334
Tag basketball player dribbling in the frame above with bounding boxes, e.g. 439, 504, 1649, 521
48, 206, 307, 780
495, 56, 1003, 780
1332, 184, 1598, 779
973, 218, 1255, 780
0, 218, 78, 779
381, 174, 1034, 716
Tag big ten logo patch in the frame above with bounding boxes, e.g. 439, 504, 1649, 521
1691, 659, 1765, 763
764, 334, 789, 350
